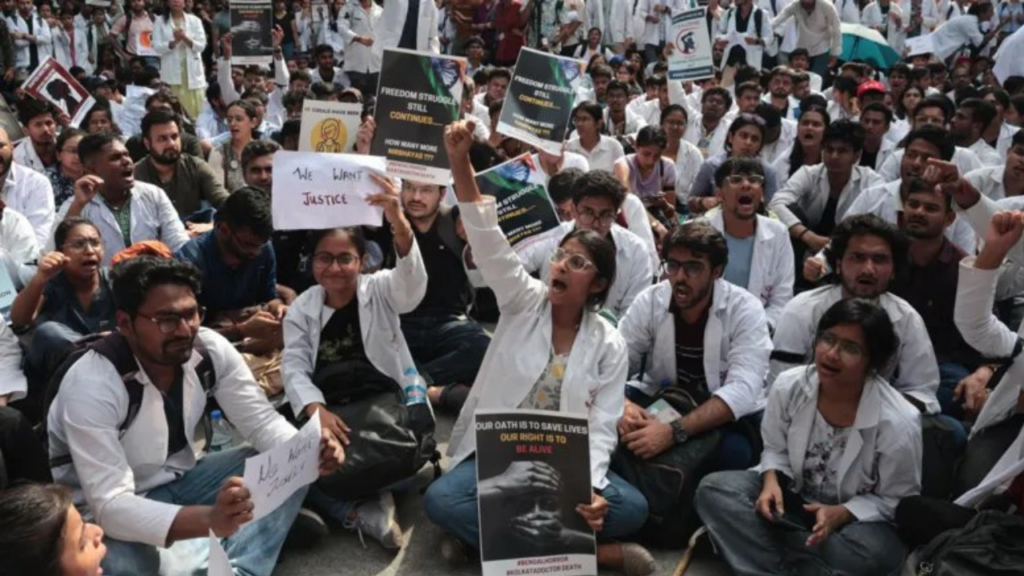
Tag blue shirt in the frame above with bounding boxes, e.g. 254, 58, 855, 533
175, 231, 277, 315
723, 231, 755, 290
42, 269, 117, 335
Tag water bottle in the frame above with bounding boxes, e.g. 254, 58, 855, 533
209, 410, 234, 452
402, 368, 428, 406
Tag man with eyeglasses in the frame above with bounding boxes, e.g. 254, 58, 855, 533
616, 221, 772, 475
46, 255, 344, 575
516, 170, 654, 319
878, 96, 984, 182
705, 157, 794, 330
175, 187, 287, 354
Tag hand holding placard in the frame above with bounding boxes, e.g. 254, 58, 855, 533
208, 531, 233, 576
271, 151, 388, 231
242, 413, 322, 520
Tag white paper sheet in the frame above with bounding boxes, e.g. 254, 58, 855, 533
242, 413, 322, 520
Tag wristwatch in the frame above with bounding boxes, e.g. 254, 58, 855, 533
670, 420, 690, 444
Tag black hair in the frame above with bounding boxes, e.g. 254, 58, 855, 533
662, 220, 728, 270
215, 186, 274, 239
314, 43, 334, 58
488, 99, 504, 118
790, 48, 810, 60
81, 98, 119, 134
141, 109, 181, 138
896, 85, 925, 120
112, 255, 202, 317
572, 100, 603, 124
733, 66, 760, 87
702, 86, 733, 110
589, 63, 614, 80
823, 119, 866, 151
241, 139, 280, 171
559, 228, 616, 309
904, 124, 956, 161
56, 127, 86, 153
735, 81, 762, 99
768, 66, 793, 82
279, 119, 301, 141
487, 68, 512, 83
714, 156, 765, 187
914, 95, 953, 123
978, 86, 1010, 109
725, 114, 765, 153
647, 74, 668, 87
634, 125, 668, 149
1005, 76, 1024, 96
17, 98, 57, 127
463, 35, 485, 49
788, 104, 831, 177
469, 142, 502, 172
282, 89, 308, 112
800, 94, 829, 111
571, 170, 627, 208
904, 176, 952, 212
1013, 129, 1024, 147
54, 217, 100, 249
205, 82, 222, 103
549, 167, 585, 205
827, 213, 908, 283
0, 483, 74, 576
309, 227, 367, 257
660, 103, 688, 125
605, 80, 630, 97
889, 62, 911, 79
832, 76, 859, 96
77, 131, 122, 164
860, 102, 893, 125
290, 70, 312, 85
754, 102, 781, 130
958, 98, 998, 129
815, 298, 899, 374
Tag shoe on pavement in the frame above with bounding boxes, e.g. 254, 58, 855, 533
350, 491, 404, 550
440, 534, 470, 568
284, 507, 328, 550
620, 542, 657, 576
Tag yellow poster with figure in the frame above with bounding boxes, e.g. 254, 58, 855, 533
298, 100, 362, 154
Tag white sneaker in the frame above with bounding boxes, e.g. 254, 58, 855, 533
351, 492, 404, 550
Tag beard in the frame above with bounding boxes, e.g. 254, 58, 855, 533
151, 148, 181, 165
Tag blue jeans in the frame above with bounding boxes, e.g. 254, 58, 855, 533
424, 459, 649, 547
808, 53, 831, 81
938, 362, 971, 420
99, 447, 307, 576
401, 314, 491, 387
695, 470, 906, 576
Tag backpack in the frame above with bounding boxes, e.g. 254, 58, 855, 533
40, 332, 217, 468
916, 510, 1024, 576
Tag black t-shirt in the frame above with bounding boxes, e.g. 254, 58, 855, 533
860, 148, 879, 170
272, 229, 314, 293
162, 371, 189, 458
398, 0, 420, 49
673, 304, 710, 396
404, 221, 470, 318
316, 298, 370, 373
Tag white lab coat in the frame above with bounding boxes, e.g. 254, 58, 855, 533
0, 163, 55, 248
48, 329, 299, 546
968, 138, 1003, 168
152, 13, 208, 90
12, 138, 50, 175
757, 366, 922, 521
620, 278, 773, 416
52, 26, 93, 73
338, 1, 384, 74
865, 136, 897, 173
9, 12, 52, 68
607, 0, 636, 44
716, 5, 774, 70
374, 0, 440, 58
517, 220, 654, 317
282, 241, 427, 416
707, 212, 794, 328
671, 137, 706, 203
877, 146, 982, 187
930, 14, 984, 60
770, 285, 941, 413
683, 114, 730, 158
759, 0, 797, 53
847, 180, 976, 253
0, 207, 40, 291
51, 182, 190, 265
759, 117, 796, 166
769, 164, 885, 233
965, 165, 1008, 200
447, 199, 629, 490
861, 1, 906, 53
835, 0, 862, 23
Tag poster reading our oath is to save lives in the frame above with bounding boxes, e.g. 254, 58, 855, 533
371, 49, 466, 185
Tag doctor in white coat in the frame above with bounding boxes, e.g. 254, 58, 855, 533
716, 0, 774, 70
151, 1, 208, 119
424, 120, 654, 574
374, 0, 440, 58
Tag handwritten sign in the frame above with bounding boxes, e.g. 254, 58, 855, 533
208, 531, 232, 576
271, 151, 387, 231
905, 34, 934, 57
298, 100, 361, 153
242, 412, 321, 520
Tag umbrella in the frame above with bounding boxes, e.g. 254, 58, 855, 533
840, 23, 902, 71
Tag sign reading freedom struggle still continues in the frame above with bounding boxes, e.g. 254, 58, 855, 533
371, 48, 466, 185
475, 154, 561, 249
497, 48, 586, 156
271, 151, 386, 230
475, 410, 595, 576
668, 8, 714, 81
230, 0, 274, 65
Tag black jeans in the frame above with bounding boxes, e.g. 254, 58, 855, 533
400, 314, 491, 388
954, 414, 1024, 499
895, 496, 978, 550
0, 406, 51, 487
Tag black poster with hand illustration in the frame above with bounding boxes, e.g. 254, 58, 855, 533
231, 0, 273, 65
475, 410, 595, 576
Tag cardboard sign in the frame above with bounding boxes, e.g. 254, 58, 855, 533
298, 100, 362, 153
668, 8, 714, 81
271, 151, 387, 230
22, 58, 95, 127
242, 412, 321, 520
475, 154, 561, 249
230, 0, 274, 65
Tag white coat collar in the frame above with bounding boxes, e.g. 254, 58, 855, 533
707, 211, 778, 244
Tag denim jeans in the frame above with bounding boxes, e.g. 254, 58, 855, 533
695, 470, 906, 576
99, 447, 307, 576
937, 362, 972, 420
424, 459, 649, 547
808, 53, 831, 82
401, 314, 491, 387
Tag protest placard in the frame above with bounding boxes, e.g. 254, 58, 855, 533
475, 410, 595, 576
311, 0, 329, 22
208, 531, 232, 576
231, 0, 274, 65
22, 58, 95, 127
242, 411, 321, 520
475, 154, 561, 249
496, 48, 586, 156
668, 8, 714, 82
905, 34, 935, 58
298, 100, 362, 153
132, 26, 158, 57
271, 151, 387, 230
371, 48, 466, 185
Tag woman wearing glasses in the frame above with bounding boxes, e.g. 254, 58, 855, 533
47, 128, 86, 209
660, 104, 705, 208
695, 298, 921, 576
281, 174, 424, 550
425, 120, 655, 575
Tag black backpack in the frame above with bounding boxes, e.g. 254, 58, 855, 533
40, 332, 216, 468
916, 510, 1024, 576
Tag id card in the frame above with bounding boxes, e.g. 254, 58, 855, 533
647, 399, 682, 424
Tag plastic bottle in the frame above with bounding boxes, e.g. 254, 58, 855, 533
402, 368, 428, 406
209, 410, 233, 452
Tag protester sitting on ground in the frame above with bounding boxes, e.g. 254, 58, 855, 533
81, 100, 123, 136
618, 219, 772, 476
125, 92, 207, 162
696, 298, 921, 576
133, 109, 229, 221
858, 102, 897, 172
175, 187, 287, 356
13, 98, 59, 174
0, 202, 41, 291
47, 128, 86, 210
659, 104, 704, 206
0, 125, 57, 248
11, 218, 114, 422
684, 87, 734, 159
208, 99, 259, 193
566, 100, 626, 173
613, 126, 677, 226
877, 96, 983, 182
688, 114, 782, 214
0, 484, 105, 576
47, 255, 344, 575
896, 209, 1024, 547
772, 103, 830, 180
54, 132, 190, 264
426, 119, 655, 576
965, 129, 1024, 200
705, 157, 794, 328
283, 178, 424, 549
770, 214, 941, 415
951, 98, 1003, 167
518, 169, 655, 320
